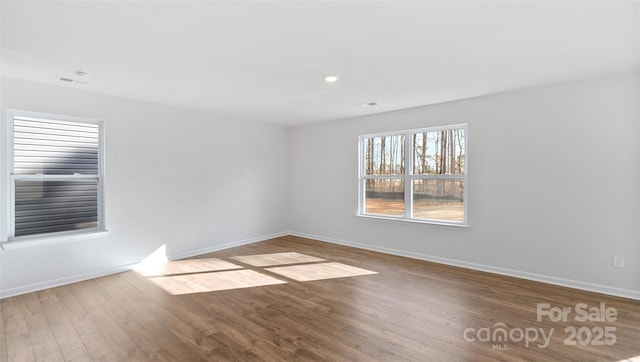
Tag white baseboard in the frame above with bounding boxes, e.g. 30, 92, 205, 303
168, 232, 289, 260
5, 231, 637, 301
0, 231, 288, 299
289, 231, 640, 301
0, 263, 138, 300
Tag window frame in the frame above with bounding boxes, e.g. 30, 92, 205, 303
6, 109, 106, 242
357, 123, 468, 227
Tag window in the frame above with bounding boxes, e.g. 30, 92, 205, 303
7, 110, 105, 240
358, 124, 467, 225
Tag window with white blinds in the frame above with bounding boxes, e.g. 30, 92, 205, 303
8, 111, 104, 239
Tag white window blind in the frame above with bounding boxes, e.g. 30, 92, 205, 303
9, 112, 104, 239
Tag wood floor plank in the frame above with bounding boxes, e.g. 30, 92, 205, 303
0, 299, 8, 362
36, 289, 91, 361
68, 281, 146, 360
2, 297, 36, 362
51, 285, 120, 361
101, 274, 206, 361
122, 275, 222, 360
86, 275, 179, 361
21, 293, 64, 362
2, 235, 640, 361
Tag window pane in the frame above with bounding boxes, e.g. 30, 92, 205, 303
14, 179, 98, 237
13, 118, 99, 175
413, 128, 465, 175
364, 134, 405, 175
413, 179, 464, 222
364, 178, 404, 216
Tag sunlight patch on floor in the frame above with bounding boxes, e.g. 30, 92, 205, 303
230, 251, 325, 267
266, 262, 378, 282
138, 251, 377, 295
616, 355, 640, 362
135, 258, 243, 277
148, 269, 287, 295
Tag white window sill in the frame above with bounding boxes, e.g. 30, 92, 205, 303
0, 229, 109, 250
356, 214, 469, 228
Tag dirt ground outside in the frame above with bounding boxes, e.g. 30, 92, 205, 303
365, 198, 464, 222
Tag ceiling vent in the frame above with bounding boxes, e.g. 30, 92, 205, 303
360, 102, 378, 107
56, 75, 87, 85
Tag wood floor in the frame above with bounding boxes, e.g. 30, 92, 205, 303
1, 235, 639, 361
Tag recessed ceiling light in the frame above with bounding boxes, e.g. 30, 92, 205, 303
324, 75, 340, 83
361, 102, 378, 107
75, 70, 90, 77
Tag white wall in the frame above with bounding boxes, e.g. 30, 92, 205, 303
289, 71, 640, 299
2, 72, 639, 300
0, 77, 290, 297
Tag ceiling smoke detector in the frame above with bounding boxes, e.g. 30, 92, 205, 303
361, 102, 378, 107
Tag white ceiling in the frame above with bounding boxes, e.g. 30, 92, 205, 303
1, 1, 638, 125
